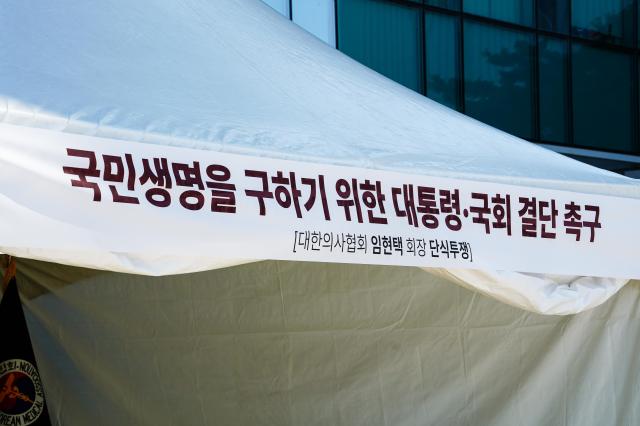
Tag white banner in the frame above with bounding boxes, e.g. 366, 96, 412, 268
1, 123, 639, 278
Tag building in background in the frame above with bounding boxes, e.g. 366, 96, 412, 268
262, 0, 640, 177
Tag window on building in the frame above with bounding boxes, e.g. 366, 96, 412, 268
463, 0, 534, 27
464, 21, 535, 139
572, 0, 634, 46
539, 37, 569, 144
572, 43, 634, 152
537, 0, 569, 33
425, 0, 461, 11
292, 0, 337, 47
425, 12, 461, 110
333, 0, 640, 158
261, 0, 289, 17
337, 0, 423, 92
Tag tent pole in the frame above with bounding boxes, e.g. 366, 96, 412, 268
1, 255, 16, 292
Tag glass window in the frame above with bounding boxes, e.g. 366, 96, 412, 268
539, 37, 568, 143
337, 0, 422, 92
463, 21, 534, 138
425, 12, 460, 110
537, 0, 569, 33
572, 44, 634, 152
292, 0, 336, 47
261, 0, 290, 17
464, 0, 534, 27
425, 0, 461, 10
572, 0, 634, 46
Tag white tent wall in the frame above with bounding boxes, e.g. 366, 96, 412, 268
13, 259, 640, 425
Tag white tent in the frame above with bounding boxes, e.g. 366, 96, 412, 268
1, 0, 640, 424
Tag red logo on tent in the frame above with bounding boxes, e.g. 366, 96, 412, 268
0, 359, 45, 425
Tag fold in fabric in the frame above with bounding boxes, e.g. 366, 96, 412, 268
432, 268, 629, 315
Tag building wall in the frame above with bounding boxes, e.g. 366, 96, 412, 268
262, 0, 640, 175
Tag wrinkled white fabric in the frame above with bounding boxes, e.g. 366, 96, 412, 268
432, 268, 629, 315
15, 260, 640, 426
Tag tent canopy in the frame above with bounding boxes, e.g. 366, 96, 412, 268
1, 0, 639, 314
2, 0, 637, 191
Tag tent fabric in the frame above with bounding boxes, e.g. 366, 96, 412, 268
2, 0, 639, 193
436, 269, 630, 315
1, 0, 639, 313
13, 259, 640, 426
3, 1, 640, 424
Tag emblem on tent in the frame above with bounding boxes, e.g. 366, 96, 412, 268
0, 359, 45, 426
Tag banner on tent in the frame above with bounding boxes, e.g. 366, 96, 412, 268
1, 123, 639, 277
